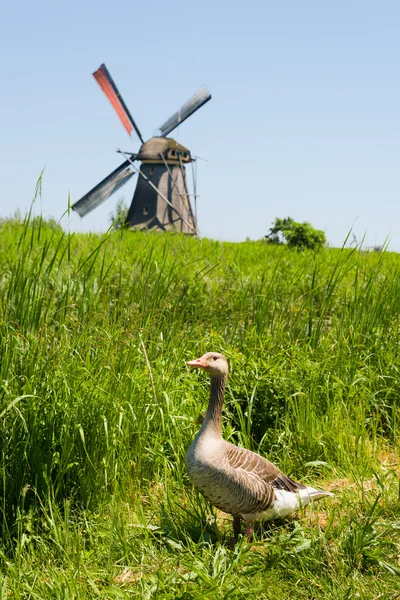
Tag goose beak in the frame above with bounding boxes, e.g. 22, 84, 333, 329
186, 356, 207, 369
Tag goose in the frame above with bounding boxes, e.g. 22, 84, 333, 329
185, 352, 334, 541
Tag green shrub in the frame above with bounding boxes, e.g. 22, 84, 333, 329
265, 216, 326, 250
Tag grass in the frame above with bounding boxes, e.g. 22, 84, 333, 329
0, 206, 399, 598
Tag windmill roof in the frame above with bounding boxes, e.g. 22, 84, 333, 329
138, 137, 190, 161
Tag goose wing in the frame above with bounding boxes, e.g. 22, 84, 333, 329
224, 444, 305, 514
226, 444, 279, 481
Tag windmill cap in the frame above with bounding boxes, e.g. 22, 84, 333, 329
138, 136, 191, 162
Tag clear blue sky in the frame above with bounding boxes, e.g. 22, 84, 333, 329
1, 1, 399, 248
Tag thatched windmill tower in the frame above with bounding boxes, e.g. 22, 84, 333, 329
72, 64, 211, 235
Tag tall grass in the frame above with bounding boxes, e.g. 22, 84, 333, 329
0, 211, 399, 597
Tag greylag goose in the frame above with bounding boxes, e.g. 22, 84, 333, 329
186, 352, 334, 541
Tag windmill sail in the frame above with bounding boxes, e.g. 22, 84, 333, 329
93, 64, 144, 142
158, 86, 211, 137
72, 160, 136, 217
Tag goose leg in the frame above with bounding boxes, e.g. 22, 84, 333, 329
233, 516, 241, 542
245, 522, 253, 541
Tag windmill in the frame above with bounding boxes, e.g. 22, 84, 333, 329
72, 64, 211, 235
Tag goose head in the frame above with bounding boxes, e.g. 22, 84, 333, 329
187, 352, 228, 377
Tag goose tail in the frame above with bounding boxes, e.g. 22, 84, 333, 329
306, 487, 334, 501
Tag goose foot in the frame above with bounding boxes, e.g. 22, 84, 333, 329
245, 522, 253, 540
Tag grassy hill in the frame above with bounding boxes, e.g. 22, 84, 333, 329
0, 215, 399, 598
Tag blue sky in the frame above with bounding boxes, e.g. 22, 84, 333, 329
1, 1, 399, 248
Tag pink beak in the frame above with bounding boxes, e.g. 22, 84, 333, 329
186, 356, 207, 369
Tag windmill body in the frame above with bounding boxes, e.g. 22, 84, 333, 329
72, 64, 211, 235
127, 137, 196, 233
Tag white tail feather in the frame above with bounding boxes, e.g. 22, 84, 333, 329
306, 486, 334, 501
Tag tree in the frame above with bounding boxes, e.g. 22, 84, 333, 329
109, 198, 128, 230
265, 217, 326, 250
265, 217, 294, 245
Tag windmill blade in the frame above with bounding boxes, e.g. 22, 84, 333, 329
72, 160, 136, 217
191, 159, 198, 224
158, 86, 211, 137
178, 153, 196, 227
93, 64, 144, 142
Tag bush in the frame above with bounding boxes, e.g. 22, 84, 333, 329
265, 217, 326, 250
109, 198, 128, 230
0, 212, 63, 233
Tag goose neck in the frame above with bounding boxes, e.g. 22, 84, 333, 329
203, 373, 227, 435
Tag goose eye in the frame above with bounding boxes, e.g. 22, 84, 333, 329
213, 356, 218, 361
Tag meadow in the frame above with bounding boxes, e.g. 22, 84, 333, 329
0, 208, 399, 598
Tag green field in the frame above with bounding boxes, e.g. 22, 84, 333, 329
1, 211, 399, 598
